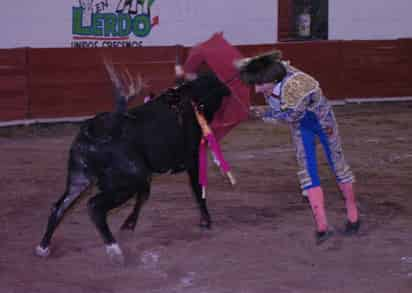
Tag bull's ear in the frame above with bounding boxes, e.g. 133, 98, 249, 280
222, 83, 231, 96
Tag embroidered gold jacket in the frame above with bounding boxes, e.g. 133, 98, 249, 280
263, 63, 331, 125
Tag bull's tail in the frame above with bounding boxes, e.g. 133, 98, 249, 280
102, 56, 143, 113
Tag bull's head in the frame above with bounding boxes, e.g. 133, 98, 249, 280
181, 72, 230, 122
174, 62, 230, 121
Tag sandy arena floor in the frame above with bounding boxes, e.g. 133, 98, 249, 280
1, 102, 411, 293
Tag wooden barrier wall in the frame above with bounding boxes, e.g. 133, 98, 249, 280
0, 39, 411, 122
238, 39, 412, 100
28, 46, 184, 119
0, 48, 28, 121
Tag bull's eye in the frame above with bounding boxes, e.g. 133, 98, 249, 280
198, 104, 205, 112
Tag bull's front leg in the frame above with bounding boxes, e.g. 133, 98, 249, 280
120, 176, 152, 231
187, 164, 212, 229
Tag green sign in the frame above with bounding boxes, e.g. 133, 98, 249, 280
72, 0, 158, 39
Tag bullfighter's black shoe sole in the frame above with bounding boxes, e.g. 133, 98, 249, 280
343, 220, 360, 236
316, 230, 334, 245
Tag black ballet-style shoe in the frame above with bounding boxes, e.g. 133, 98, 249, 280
343, 220, 360, 235
316, 230, 334, 245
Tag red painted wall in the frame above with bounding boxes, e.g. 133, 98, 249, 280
0, 48, 28, 121
0, 39, 411, 122
239, 39, 412, 100
27, 46, 184, 119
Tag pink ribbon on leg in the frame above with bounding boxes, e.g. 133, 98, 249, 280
198, 132, 236, 199
205, 133, 230, 173
199, 138, 208, 189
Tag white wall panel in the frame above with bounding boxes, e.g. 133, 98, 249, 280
0, 0, 277, 48
329, 0, 412, 40
2, 0, 411, 48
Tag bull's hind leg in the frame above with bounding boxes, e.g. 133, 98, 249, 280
187, 166, 211, 229
35, 172, 91, 257
87, 190, 135, 265
120, 176, 152, 231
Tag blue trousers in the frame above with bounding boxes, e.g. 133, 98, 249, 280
292, 111, 354, 191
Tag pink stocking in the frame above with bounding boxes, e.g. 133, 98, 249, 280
339, 182, 358, 223
307, 186, 328, 232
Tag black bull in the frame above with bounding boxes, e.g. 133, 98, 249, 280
35, 73, 231, 263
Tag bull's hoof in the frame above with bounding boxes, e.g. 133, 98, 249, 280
120, 220, 136, 231
105, 243, 125, 266
35, 245, 50, 257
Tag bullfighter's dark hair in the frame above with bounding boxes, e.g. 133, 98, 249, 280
235, 50, 286, 85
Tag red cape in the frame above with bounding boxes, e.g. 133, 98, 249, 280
184, 33, 251, 141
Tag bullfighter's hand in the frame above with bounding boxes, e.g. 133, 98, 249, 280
249, 107, 264, 120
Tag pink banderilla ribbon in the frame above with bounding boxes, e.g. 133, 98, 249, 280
195, 107, 236, 198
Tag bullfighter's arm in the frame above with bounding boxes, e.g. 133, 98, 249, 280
261, 94, 312, 124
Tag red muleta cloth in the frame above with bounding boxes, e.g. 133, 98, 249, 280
184, 33, 250, 196
183, 32, 251, 141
